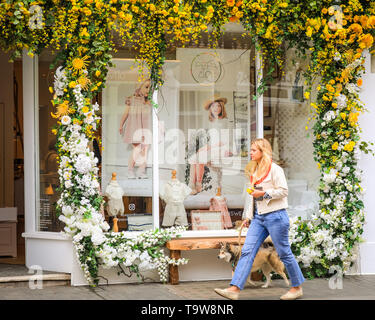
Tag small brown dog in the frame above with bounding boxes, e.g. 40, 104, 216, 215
217, 236, 289, 288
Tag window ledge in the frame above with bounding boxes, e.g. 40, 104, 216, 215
22, 232, 72, 241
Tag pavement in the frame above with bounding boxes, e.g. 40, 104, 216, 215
0, 273, 374, 300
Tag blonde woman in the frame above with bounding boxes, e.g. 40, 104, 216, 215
214, 138, 305, 300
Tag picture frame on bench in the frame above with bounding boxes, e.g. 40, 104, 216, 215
190, 210, 224, 230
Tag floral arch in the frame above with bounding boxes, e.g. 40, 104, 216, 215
1, 0, 375, 286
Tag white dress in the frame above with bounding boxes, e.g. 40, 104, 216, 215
105, 180, 125, 217
160, 179, 192, 227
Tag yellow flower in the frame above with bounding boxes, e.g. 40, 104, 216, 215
49, 87, 53, 93
306, 26, 313, 37
304, 91, 310, 99
78, 76, 91, 90
359, 34, 374, 49
332, 142, 339, 150
340, 112, 347, 120
235, 10, 243, 18
348, 112, 359, 125
82, 7, 92, 16
367, 16, 375, 28
227, 0, 235, 7
124, 13, 132, 21
344, 141, 356, 152
326, 84, 335, 93
81, 106, 89, 114
51, 100, 72, 119
79, 27, 90, 38
70, 56, 89, 73
349, 23, 363, 34
357, 78, 363, 86
69, 81, 77, 88
322, 8, 328, 14
279, 2, 288, 8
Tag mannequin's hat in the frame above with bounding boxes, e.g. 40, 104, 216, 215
203, 97, 228, 110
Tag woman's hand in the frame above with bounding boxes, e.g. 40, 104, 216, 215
241, 218, 250, 228
119, 127, 123, 135
251, 190, 265, 198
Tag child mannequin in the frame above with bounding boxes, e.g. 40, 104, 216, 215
160, 170, 192, 227
119, 79, 152, 179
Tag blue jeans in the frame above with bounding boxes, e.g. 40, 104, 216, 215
230, 209, 305, 290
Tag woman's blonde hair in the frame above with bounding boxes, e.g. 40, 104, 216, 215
244, 138, 273, 186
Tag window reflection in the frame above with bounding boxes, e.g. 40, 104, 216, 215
263, 49, 320, 221
37, 52, 64, 232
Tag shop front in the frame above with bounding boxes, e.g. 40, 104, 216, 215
18, 22, 355, 286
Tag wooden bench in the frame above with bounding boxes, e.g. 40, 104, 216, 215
166, 237, 262, 284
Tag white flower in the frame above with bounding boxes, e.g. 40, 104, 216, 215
323, 169, 337, 184
74, 154, 93, 174
324, 198, 332, 205
333, 52, 341, 61
342, 166, 350, 175
323, 110, 336, 122
54, 67, 67, 97
61, 115, 71, 125
346, 83, 360, 95
91, 232, 106, 246
336, 94, 347, 110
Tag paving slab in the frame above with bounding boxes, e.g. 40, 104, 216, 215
0, 275, 374, 300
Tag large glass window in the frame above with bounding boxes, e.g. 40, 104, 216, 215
102, 60, 153, 232
263, 48, 320, 220
157, 25, 256, 231
37, 36, 319, 234
37, 51, 64, 232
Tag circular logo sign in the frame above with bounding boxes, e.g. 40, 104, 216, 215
191, 52, 223, 84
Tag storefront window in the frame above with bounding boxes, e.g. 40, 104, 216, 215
263, 48, 320, 220
157, 27, 256, 231
102, 59, 153, 232
37, 52, 64, 232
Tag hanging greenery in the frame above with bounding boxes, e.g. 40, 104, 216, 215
1, 0, 375, 285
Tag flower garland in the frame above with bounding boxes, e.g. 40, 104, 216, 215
1, 0, 375, 284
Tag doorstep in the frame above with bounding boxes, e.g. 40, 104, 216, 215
0, 273, 71, 288
0, 263, 71, 288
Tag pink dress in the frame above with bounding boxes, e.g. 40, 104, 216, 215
122, 96, 151, 144
209, 196, 232, 229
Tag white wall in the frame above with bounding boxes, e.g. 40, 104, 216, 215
359, 50, 375, 274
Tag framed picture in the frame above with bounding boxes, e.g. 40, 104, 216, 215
233, 91, 249, 122
191, 210, 224, 230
